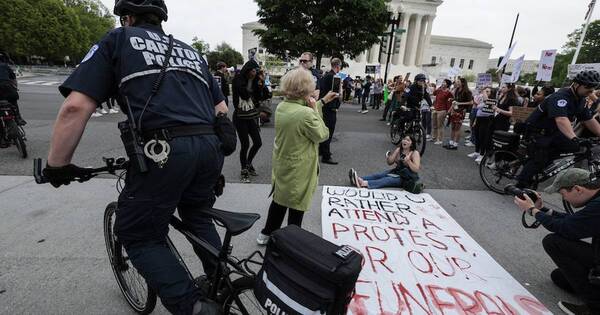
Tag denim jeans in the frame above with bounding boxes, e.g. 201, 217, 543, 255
363, 170, 403, 189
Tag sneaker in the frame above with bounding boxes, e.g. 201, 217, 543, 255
558, 301, 593, 315
475, 155, 483, 164
551, 269, 575, 293
361, 110, 369, 114
247, 165, 258, 176
91, 112, 103, 117
357, 110, 363, 113
426, 135, 433, 141
100, 108, 108, 114
348, 168, 356, 186
434, 141, 443, 145
465, 141, 475, 147
256, 233, 270, 245
108, 108, 119, 114
386, 122, 391, 126
240, 169, 251, 183
467, 152, 479, 158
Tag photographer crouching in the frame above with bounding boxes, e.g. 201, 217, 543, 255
513, 168, 600, 315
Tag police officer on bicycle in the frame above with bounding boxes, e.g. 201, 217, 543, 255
0, 51, 26, 127
395, 73, 432, 129
516, 70, 600, 189
42, 0, 233, 313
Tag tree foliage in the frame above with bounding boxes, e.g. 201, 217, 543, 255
205, 42, 244, 71
0, 0, 114, 64
551, 19, 600, 86
191, 37, 210, 56
254, 0, 389, 67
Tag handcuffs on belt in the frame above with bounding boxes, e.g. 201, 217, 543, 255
144, 137, 171, 168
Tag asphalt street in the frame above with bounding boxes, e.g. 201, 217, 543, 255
0, 74, 581, 314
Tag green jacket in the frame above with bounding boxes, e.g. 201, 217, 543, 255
271, 99, 329, 211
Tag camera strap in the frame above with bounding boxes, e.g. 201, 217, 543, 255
521, 212, 541, 229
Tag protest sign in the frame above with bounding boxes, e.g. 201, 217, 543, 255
448, 66, 461, 78
511, 55, 525, 83
568, 63, 600, 79
497, 42, 517, 72
535, 50, 557, 82
476, 73, 492, 89
366, 65, 377, 74
321, 186, 550, 315
501, 74, 513, 84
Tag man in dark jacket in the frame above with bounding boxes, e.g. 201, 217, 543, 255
0, 52, 25, 126
213, 61, 230, 105
318, 58, 342, 165
514, 168, 600, 315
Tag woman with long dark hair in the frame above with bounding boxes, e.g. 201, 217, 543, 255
445, 77, 473, 150
492, 83, 516, 132
232, 60, 262, 183
350, 135, 422, 191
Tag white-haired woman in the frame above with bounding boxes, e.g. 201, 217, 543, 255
257, 67, 339, 244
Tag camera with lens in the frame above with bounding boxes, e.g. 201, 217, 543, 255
504, 184, 538, 202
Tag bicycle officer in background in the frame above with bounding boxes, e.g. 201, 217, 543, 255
516, 70, 600, 189
41, 0, 235, 313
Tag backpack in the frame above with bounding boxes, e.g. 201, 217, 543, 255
254, 225, 363, 315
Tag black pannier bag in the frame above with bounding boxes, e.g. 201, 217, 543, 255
492, 130, 520, 151
254, 225, 363, 315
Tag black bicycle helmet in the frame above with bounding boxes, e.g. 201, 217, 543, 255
114, 0, 168, 21
573, 70, 600, 88
415, 73, 427, 81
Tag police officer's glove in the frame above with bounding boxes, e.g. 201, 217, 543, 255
214, 113, 237, 156
42, 164, 90, 188
572, 137, 592, 149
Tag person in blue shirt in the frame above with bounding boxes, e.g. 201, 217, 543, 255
41, 0, 230, 313
515, 168, 600, 315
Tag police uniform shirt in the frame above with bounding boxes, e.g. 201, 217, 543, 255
0, 63, 16, 82
59, 24, 225, 130
527, 87, 592, 134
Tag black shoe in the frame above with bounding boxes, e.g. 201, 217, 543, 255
247, 165, 258, 176
349, 168, 356, 186
551, 269, 575, 293
558, 301, 593, 315
16, 118, 26, 126
240, 169, 251, 183
322, 158, 338, 165
192, 298, 221, 315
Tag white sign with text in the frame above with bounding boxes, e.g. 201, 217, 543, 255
321, 186, 550, 315
536, 50, 557, 82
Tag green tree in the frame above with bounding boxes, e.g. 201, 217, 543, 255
205, 42, 244, 71
191, 37, 210, 55
65, 0, 115, 61
551, 19, 600, 86
254, 0, 389, 68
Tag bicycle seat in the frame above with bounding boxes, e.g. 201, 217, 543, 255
204, 208, 260, 236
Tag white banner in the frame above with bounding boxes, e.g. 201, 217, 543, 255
501, 74, 513, 84
321, 186, 550, 315
535, 50, 557, 82
497, 42, 517, 72
511, 55, 525, 83
568, 63, 600, 79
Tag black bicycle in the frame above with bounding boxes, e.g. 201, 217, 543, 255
389, 107, 426, 156
0, 100, 27, 158
479, 130, 600, 213
33, 157, 266, 314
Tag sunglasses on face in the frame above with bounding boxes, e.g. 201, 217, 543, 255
299, 60, 311, 64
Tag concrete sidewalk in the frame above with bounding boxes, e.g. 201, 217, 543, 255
0, 176, 577, 314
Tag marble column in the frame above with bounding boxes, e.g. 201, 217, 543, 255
405, 14, 422, 66
369, 43, 380, 64
393, 12, 410, 65
415, 15, 428, 66
418, 15, 435, 66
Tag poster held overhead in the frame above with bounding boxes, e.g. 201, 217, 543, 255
497, 41, 517, 72
511, 54, 526, 83
536, 50, 557, 82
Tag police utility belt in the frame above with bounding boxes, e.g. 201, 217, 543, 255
142, 124, 214, 166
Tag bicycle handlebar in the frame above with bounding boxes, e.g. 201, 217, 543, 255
33, 157, 128, 185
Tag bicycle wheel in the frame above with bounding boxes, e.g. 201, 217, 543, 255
479, 150, 522, 194
390, 121, 402, 145
15, 128, 27, 159
103, 202, 157, 314
411, 124, 426, 156
220, 276, 266, 315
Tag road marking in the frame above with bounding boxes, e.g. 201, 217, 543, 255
40, 81, 60, 86
19, 80, 61, 86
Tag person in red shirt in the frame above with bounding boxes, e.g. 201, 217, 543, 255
431, 79, 453, 144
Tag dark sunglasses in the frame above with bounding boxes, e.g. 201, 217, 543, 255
299, 59, 311, 64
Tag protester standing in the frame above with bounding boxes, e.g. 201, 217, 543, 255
492, 83, 516, 132
319, 58, 343, 165
214, 61, 231, 106
468, 87, 494, 163
432, 79, 453, 145
256, 68, 338, 245
232, 59, 262, 183
445, 77, 473, 150
361, 76, 372, 114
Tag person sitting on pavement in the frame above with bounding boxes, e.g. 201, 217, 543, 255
256, 67, 338, 245
349, 135, 422, 192
513, 168, 600, 315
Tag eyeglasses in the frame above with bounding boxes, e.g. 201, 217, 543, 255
299, 60, 311, 64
